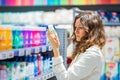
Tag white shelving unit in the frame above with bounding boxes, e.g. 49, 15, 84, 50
56, 28, 67, 68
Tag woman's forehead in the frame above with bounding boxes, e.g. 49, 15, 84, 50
75, 19, 82, 27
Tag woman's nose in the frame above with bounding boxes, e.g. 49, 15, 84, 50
75, 29, 79, 34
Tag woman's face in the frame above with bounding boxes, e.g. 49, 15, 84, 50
74, 19, 86, 41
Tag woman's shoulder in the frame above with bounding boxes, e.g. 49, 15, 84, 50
86, 45, 101, 54
86, 45, 100, 51
77, 46, 103, 64
83, 45, 103, 59
77, 45, 103, 59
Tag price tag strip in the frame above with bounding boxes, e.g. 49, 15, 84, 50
19, 48, 25, 56
0, 45, 52, 60
35, 47, 40, 53
7, 50, 14, 59
48, 46, 53, 51
26, 48, 31, 55
41, 46, 46, 52
1, 52, 7, 60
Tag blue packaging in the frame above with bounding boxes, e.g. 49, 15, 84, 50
32, 55, 38, 77
110, 12, 119, 22
99, 11, 108, 22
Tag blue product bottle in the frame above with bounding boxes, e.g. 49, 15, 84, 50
32, 55, 38, 77
46, 54, 49, 72
43, 54, 47, 73
25, 56, 29, 80
49, 56, 53, 71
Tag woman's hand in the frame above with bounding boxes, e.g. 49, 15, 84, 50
47, 30, 60, 57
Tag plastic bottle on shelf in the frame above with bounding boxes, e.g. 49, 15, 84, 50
24, 56, 29, 80
29, 27, 33, 47
19, 57, 26, 80
25, 56, 31, 79
48, 25, 57, 39
105, 62, 119, 80
6, 62, 13, 80
23, 27, 29, 48
0, 65, 8, 80
40, 55, 44, 74
13, 62, 20, 80
44, 54, 48, 73
46, 54, 49, 72
118, 62, 120, 80
28, 55, 34, 79
37, 53, 41, 75
43, 54, 46, 73
32, 26, 40, 47
32, 55, 38, 77
12, 26, 17, 49
39, 26, 47, 46
11, 62, 17, 80
0, 25, 12, 51
46, 25, 57, 51
25, 62, 29, 80
110, 12, 119, 22
48, 54, 52, 71
0, 25, 6, 51
47, 54, 51, 72
99, 11, 108, 22
23, 26, 33, 48
12, 26, 24, 49
5, 25, 12, 50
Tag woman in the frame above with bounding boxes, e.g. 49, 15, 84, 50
47, 10, 106, 80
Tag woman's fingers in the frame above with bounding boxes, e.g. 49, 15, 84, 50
47, 30, 60, 48
54, 34, 60, 45
47, 30, 57, 42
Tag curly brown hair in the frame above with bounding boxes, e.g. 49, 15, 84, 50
72, 10, 106, 59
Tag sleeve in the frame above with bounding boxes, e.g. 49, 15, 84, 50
52, 51, 101, 80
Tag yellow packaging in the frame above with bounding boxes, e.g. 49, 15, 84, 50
0, 25, 12, 51
0, 26, 6, 51
6, 27, 12, 50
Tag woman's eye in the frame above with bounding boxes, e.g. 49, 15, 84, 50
79, 27, 84, 29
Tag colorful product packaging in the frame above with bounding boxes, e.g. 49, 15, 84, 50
110, 12, 119, 22
105, 62, 119, 80
0, 25, 12, 51
12, 26, 23, 49
32, 26, 40, 47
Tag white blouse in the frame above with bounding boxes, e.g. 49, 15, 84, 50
52, 46, 104, 80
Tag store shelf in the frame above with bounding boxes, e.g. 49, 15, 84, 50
35, 71, 54, 80
103, 22, 120, 26
17, 71, 54, 80
0, 45, 52, 60
106, 36, 120, 38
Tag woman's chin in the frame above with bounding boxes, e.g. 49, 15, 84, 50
76, 39, 80, 41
